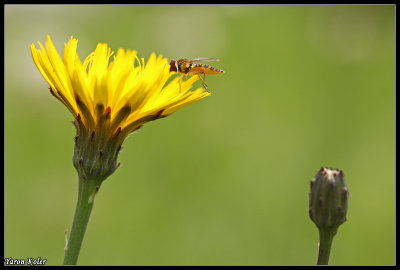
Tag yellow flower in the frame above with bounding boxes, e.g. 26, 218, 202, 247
31, 35, 211, 180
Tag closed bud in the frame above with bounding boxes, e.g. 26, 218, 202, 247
309, 168, 349, 233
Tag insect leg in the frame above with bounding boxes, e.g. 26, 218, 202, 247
178, 73, 183, 93
198, 74, 208, 91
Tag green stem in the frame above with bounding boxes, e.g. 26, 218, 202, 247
317, 228, 336, 265
63, 177, 102, 265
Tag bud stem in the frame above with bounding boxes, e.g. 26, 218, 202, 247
63, 177, 102, 265
317, 228, 336, 265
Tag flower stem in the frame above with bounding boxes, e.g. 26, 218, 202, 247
63, 177, 102, 265
317, 228, 336, 265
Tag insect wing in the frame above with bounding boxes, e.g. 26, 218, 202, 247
191, 58, 220, 63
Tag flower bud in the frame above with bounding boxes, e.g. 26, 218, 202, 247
309, 167, 349, 233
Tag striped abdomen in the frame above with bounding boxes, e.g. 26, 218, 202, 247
189, 63, 225, 75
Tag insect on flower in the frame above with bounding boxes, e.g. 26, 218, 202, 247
169, 58, 224, 91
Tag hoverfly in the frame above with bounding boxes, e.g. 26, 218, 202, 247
169, 58, 224, 91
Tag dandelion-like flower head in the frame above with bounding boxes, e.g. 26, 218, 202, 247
31, 35, 210, 180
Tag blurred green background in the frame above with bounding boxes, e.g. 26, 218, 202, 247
5, 4, 395, 265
